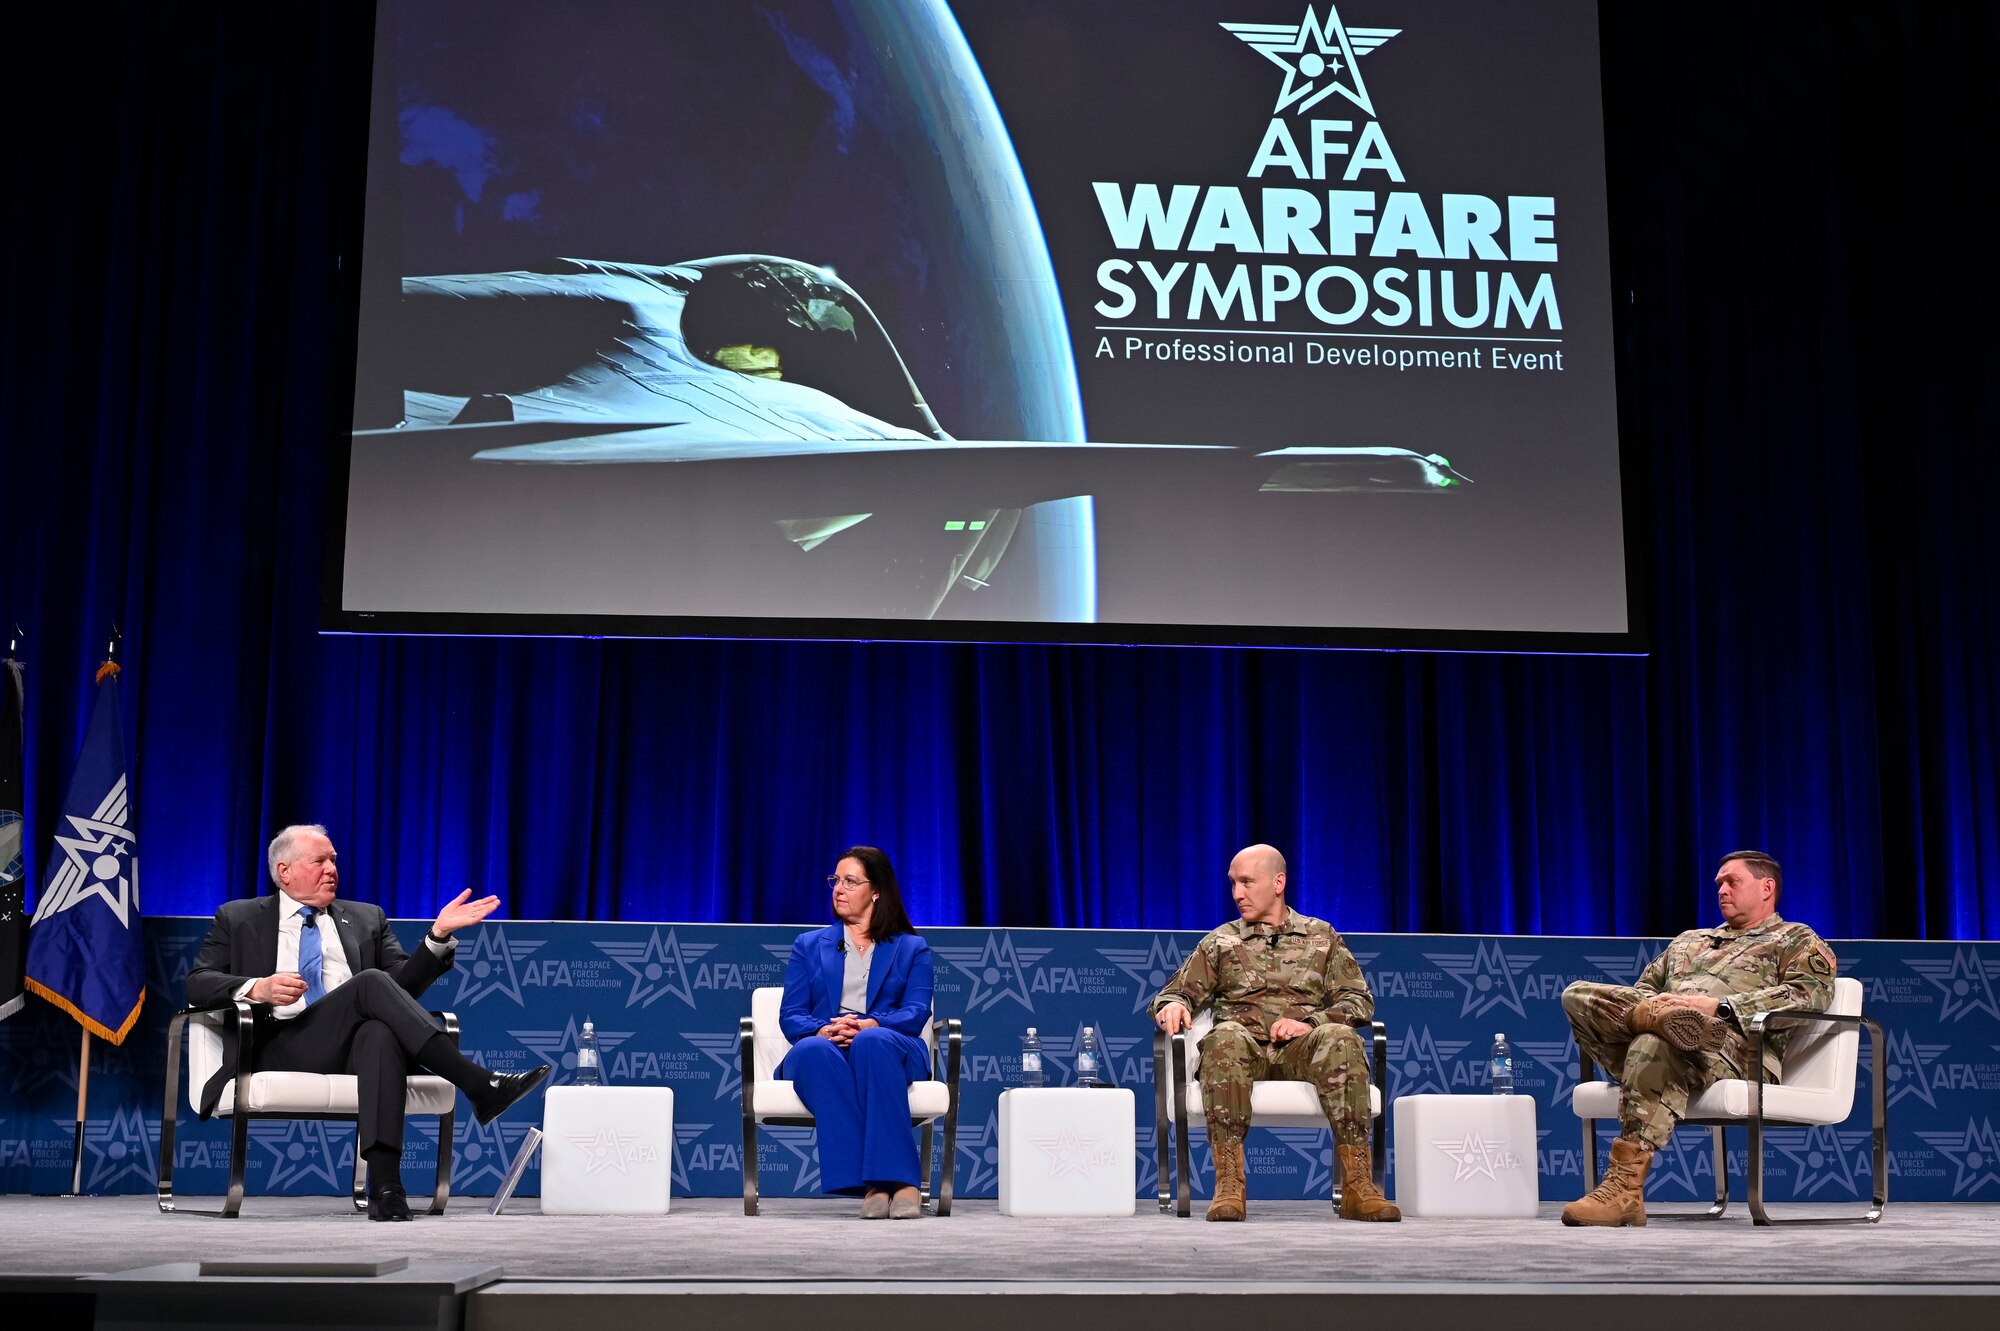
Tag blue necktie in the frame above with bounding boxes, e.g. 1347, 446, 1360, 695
297, 906, 327, 1006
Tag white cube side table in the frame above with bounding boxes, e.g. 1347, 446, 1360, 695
1391, 1092, 1539, 1217
997, 1087, 1136, 1217
539, 1085, 676, 1215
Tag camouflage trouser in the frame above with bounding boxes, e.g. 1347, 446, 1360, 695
1197, 1020, 1372, 1146
1561, 981, 1751, 1150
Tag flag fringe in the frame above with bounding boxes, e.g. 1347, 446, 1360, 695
22, 977, 143, 1045
94, 660, 121, 686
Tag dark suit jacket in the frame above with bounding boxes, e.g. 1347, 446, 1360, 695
778, 925, 934, 1044
185, 895, 453, 1116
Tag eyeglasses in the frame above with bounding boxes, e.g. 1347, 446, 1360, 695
826, 874, 871, 890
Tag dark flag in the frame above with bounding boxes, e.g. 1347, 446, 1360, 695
0, 653, 24, 1020
24, 662, 143, 1042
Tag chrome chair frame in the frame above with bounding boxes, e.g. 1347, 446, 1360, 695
157, 1001, 459, 1218
1577, 1007, 1887, 1225
738, 1010, 963, 1216
1153, 1017, 1388, 1217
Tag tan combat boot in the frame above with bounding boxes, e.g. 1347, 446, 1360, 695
1336, 1143, 1401, 1221
1561, 1136, 1653, 1226
1206, 1137, 1247, 1221
1629, 995, 1730, 1053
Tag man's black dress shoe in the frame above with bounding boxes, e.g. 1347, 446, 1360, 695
367, 1185, 414, 1222
473, 1063, 553, 1124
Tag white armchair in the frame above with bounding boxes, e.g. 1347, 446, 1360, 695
738, 986, 962, 1215
1572, 976, 1886, 1224
1154, 1007, 1388, 1217
157, 1001, 459, 1217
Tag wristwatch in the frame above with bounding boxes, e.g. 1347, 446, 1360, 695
1715, 1000, 1737, 1026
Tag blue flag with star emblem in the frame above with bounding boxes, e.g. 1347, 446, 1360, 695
24, 663, 143, 1043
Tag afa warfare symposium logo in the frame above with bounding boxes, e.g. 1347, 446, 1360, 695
1093, 2, 1566, 357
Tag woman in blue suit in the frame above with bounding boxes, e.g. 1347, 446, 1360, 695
778, 845, 935, 1219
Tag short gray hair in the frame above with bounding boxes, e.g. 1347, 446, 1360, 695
268, 824, 331, 887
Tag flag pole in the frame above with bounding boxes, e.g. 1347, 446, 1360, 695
61, 626, 119, 1197
68, 1028, 91, 1195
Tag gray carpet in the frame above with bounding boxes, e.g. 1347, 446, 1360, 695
3, 1195, 1997, 1286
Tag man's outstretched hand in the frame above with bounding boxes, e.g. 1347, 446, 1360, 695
431, 889, 500, 938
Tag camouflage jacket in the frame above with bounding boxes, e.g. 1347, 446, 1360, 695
1149, 908, 1373, 1041
1637, 912, 1836, 1071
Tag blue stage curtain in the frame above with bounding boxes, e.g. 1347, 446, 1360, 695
1, 6, 1994, 940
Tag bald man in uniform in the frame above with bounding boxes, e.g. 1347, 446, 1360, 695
1151, 845, 1397, 1222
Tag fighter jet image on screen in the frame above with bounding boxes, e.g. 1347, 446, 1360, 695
345, 255, 1467, 624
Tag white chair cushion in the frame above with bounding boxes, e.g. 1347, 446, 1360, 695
1572, 1077, 1849, 1125
222, 1072, 457, 1116
1168, 1079, 1383, 1123
187, 1008, 456, 1117
752, 1079, 951, 1120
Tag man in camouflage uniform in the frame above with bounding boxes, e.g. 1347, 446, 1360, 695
1150, 844, 1397, 1222
1560, 849, 1837, 1226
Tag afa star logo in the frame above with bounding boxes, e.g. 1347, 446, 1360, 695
1431, 1131, 1523, 1182
1222, 4, 1400, 118
669, 1121, 709, 1194
1271, 1126, 1334, 1196
1131, 1123, 1162, 1198
1632, 1128, 1737, 1202
1389, 1026, 1472, 1097
7, 1012, 82, 1097
1583, 945, 1661, 986
765, 1124, 820, 1194
564, 1125, 654, 1177
1916, 1118, 2000, 1198
510, 1016, 636, 1085
596, 928, 716, 1009
954, 1110, 1000, 1194
248, 1120, 349, 1193
1768, 1125, 1875, 1199
1859, 1029, 1952, 1109
1517, 1032, 1582, 1107
32, 777, 137, 928
1097, 936, 1190, 1014
145, 926, 206, 1004
414, 1115, 536, 1191
77, 1106, 158, 1192
682, 1031, 744, 1100
1030, 1128, 1119, 1179
1045, 1023, 1141, 1086
450, 926, 545, 1008
933, 933, 1051, 1014
1425, 940, 1536, 1020
1905, 949, 2000, 1024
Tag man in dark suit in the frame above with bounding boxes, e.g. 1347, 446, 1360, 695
186, 823, 549, 1220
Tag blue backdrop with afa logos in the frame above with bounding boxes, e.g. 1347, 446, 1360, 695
2, 921, 1996, 1205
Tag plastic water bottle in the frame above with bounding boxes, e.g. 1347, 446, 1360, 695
1020, 1028, 1045, 1087
575, 1018, 603, 1086
1489, 1032, 1514, 1095
1075, 1026, 1104, 1087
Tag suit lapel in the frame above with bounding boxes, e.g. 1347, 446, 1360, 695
864, 933, 896, 1010
325, 902, 360, 970
250, 895, 282, 971
818, 927, 845, 1012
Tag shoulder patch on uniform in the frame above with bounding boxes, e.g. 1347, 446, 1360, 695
1809, 942, 1836, 977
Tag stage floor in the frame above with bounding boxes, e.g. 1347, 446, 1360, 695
3, 1194, 1998, 1286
